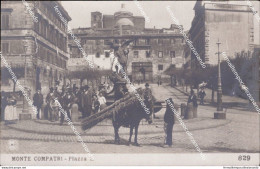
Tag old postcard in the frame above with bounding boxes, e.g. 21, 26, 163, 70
1, 0, 259, 166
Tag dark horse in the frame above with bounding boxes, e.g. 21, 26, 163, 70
112, 89, 153, 146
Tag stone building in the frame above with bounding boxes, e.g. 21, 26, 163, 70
1, 1, 71, 97
189, 1, 255, 67
69, 4, 186, 83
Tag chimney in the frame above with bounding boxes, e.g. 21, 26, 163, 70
121, 4, 125, 9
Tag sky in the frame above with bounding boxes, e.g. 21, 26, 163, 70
61, 1, 196, 31
61, 1, 259, 44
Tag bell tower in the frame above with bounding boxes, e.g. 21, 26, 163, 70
91, 11, 103, 29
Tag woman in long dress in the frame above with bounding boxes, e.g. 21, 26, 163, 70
4, 94, 18, 124
1, 91, 8, 121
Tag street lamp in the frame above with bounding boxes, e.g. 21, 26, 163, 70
22, 42, 29, 114
20, 36, 38, 120
214, 39, 226, 119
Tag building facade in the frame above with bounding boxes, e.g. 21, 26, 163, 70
69, 4, 186, 83
1, 1, 71, 97
189, 1, 255, 67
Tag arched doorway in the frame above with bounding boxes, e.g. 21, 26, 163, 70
139, 67, 145, 82
132, 62, 153, 83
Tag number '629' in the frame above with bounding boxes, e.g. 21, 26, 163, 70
238, 155, 250, 161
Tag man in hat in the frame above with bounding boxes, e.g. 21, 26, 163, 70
164, 98, 175, 147
33, 88, 44, 119
46, 87, 55, 121
82, 85, 93, 118
114, 82, 126, 101
60, 86, 74, 125
198, 88, 206, 105
77, 86, 85, 117
143, 83, 154, 119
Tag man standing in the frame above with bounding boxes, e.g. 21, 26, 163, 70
46, 87, 55, 121
82, 85, 93, 118
199, 88, 206, 105
144, 83, 154, 119
164, 98, 175, 147
60, 87, 73, 125
115, 83, 125, 101
33, 88, 44, 120
78, 86, 84, 118
187, 90, 198, 118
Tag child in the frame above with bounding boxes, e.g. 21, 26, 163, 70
98, 92, 107, 110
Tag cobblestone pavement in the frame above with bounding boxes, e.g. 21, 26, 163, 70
0, 84, 259, 154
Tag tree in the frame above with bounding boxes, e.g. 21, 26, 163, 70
1, 67, 24, 92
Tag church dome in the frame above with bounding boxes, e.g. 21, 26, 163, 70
115, 18, 134, 27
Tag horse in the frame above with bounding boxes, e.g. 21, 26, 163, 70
112, 89, 153, 146
107, 39, 153, 146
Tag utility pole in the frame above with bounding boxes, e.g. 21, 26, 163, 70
214, 39, 226, 119
216, 39, 223, 111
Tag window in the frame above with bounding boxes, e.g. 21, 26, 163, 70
145, 39, 150, 45
47, 55, 50, 63
96, 52, 100, 58
146, 51, 151, 58
134, 40, 139, 46
105, 51, 110, 58
170, 51, 176, 58
2, 43, 9, 54
64, 60, 66, 69
42, 48, 47, 61
158, 64, 163, 71
96, 40, 101, 45
82, 39, 87, 45
158, 51, 163, 58
134, 51, 139, 58
104, 39, 110, 45
170, 39, 175, 44
35, 14, 40, 33
1, 14, 9, 29
158, 39, 163, 44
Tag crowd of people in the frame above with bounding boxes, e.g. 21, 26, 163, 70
33, 84, 109, 125
1, 79, 204, 148
1, 92, 18, 124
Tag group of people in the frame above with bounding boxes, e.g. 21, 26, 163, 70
1, 92, 18, 124
33, 84, 108, 125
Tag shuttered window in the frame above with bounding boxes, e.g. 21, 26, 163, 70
1, 14, 9, 29
2, 43, 9, 54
